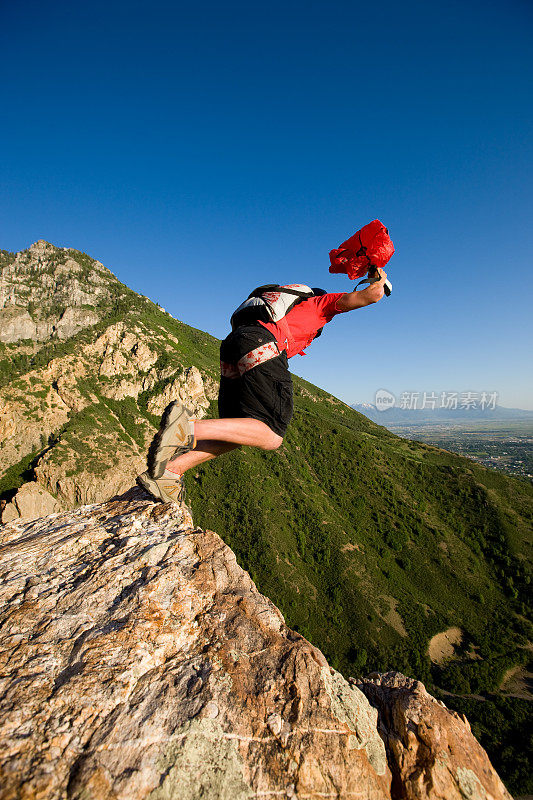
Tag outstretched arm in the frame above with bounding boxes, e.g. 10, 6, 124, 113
336, 268, 388, 312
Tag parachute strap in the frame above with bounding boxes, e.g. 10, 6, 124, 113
355, 233, 376, 270
355, 273, 392, 297
355, 277, 371, 290
248, 284, 315, 300
238, 340, 280, 375
220, 361, 239, 379
247, 284, 280, 298
220, 341, 281, 379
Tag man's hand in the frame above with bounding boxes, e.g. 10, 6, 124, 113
336, 269, 388, 311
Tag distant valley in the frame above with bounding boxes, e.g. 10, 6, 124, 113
353, 405, 533, 479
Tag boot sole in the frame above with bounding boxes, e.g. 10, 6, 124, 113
147, 401, 192, 479
136, 472, 185, 504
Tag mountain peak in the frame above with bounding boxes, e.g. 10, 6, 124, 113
0, 241, 125, 343
28, 239, 58, 252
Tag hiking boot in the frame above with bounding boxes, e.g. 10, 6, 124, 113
147, 400, 195, 479
136, 470, 187, 504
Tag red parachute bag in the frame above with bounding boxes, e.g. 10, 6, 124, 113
329, 219, 394, 280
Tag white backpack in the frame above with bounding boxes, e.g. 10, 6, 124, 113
230, 284, 316, 330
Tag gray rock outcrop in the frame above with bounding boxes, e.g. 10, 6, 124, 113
0, 491, 513, 799
0, 480, 60, 524
355, 672, 513, 800
0, 241, 110, 343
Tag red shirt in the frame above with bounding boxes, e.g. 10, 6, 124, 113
259, 292, 346, 358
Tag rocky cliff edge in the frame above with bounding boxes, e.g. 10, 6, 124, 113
0, 490, 512, 799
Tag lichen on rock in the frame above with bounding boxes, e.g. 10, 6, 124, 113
321, 666, 388, 776
146, 718, 254, 800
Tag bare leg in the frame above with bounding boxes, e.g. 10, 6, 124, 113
166, 418, 283, 476
166, 440, 240, 474
191, 418, 283, 449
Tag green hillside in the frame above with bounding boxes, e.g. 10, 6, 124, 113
187, 386, 533, 793
1, 242, 532, 793
188, 389, 532, 677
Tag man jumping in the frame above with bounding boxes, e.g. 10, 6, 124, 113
137, 268, 389, 503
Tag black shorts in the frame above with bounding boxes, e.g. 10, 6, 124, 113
218, 325, 293, 438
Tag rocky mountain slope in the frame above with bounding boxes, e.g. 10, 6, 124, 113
0, 241, 218, 520
1, 241, 531, 793
0, 490, 512, 799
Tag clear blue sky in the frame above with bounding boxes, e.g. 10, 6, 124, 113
2, 0, 532, 408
